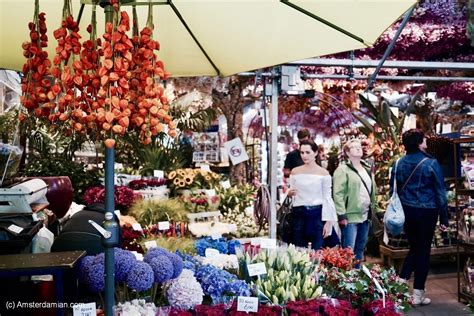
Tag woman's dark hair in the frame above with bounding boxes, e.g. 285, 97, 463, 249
402, 129, 425, 153
299, 139, 319, 153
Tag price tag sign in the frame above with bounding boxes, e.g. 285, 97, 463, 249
158, 221, 170, 230
220, 180, 231, 189
7, 224, 23, 234
144, 240, 158, 249
250, 238, 261, 246
132, 223, 143, 231
237, 296, 259, 313
114, 210, 121, 219
153, 170, 164, 178
247, 262, 267, 277
260, 238, 277, 249
73, 302, 96, 316
205, 248, 220, 258
200, 164, 211, 172
205, 189, 216, 197
131, 251, 144, 261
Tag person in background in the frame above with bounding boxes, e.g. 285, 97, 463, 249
287, 139, 339, 249
333, 139, 377, 267
390, 129, 448, 306
283, 128, 310, 178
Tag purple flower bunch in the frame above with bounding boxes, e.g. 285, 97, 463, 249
78, 255, 105, 293
194, 237, 241, 257
195, 264, 251, 303
126, 261, 154, 292
144, 247, 184, 282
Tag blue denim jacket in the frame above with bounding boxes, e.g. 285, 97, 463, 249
389, 151, 448, 225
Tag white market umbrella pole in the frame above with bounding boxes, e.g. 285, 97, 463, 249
269, 68, 279, 239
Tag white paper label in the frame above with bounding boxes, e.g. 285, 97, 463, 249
200, 164, 211, 172
211, 234, 222, 240
205, 189, 216, 197
73, 302, 96, 316
205, 248, 220, 258
220, 180, 231, 189
144, 240, 158, 249
260, 238, 277, 249
224, 138, 249, 165
158, 221, 170, 230
114, 210, 121, 219
237, 296, 259, 313
7, 224, 23, 234
153, 170, 164, 178
131, 251, 144, 261
132, 223, 143, 231
247, 262, 267, 277
250, 238, 261, 246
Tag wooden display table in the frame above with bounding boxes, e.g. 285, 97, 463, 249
0, 251, 86, 316
379, 245, 458, 272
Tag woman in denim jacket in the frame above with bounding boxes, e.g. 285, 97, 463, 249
333, 139, 377, 267
390, 129, 448, 306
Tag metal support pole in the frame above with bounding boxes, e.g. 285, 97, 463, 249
365, 5, 415, 91
104, 146, 116, 316
269, 67, 279, 239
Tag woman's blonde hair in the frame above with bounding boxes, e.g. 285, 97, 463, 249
342, 139, 362, 156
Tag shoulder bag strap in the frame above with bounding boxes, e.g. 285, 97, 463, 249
400, 158, 429, 192
352, 167, 372, 196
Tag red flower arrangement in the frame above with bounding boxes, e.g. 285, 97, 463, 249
312, 247, 355, 270
285, 298, 358, 316
83, 185, 139, 211
128, 178, 167, 190
194, 303, 282, 316
362, 299, 402, 316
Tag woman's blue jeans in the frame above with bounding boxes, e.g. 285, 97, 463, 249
291, 205, 339, 250
342, 220, 370, 262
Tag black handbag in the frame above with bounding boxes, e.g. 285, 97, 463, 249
277, 196, 293, 243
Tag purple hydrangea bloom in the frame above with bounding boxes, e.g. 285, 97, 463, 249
93, 252, 105, 264
126, 261, 154, 292
149, 255, 174, 283
144, 247, 170, 263
85, 261, 105, 293
114, 248, 137, 282
78, 256, 95, 282
167, 253, 183, 279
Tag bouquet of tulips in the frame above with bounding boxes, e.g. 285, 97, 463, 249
237, 245, 323, 305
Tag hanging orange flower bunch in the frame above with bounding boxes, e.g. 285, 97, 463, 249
20, 0, 175, 145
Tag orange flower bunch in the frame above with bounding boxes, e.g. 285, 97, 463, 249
20, 0, 175, 144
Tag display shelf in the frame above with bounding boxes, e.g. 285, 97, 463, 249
453, 137, 474, 302
457, 189, 474, 197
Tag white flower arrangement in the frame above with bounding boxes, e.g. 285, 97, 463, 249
200, 254, 239, 270
114, 299, 156, 316
165, 269, 204, 310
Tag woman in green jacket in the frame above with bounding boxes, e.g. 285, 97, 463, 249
333, 139, 377, 266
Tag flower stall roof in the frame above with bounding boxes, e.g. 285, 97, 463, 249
0, 0, 416, 77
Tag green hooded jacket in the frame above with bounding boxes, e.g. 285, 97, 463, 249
332, 160, 377, 223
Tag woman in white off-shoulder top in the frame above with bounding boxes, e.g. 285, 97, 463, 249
287, 139, 339, 249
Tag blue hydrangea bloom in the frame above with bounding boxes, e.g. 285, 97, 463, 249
195, 264, 241, 303
167, 253, 184, 279
114, 248, 137, 282
176, 250, 200, 272
227, 240, 241, 254
85, 261, 105, 293
149, 255, 174, 283
93, 252, 105, 264
126, 261, 154, 292
225, 280, 252, 297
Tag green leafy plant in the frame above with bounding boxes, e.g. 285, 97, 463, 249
128, 198, 188, 226
140, 236, 196, 255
